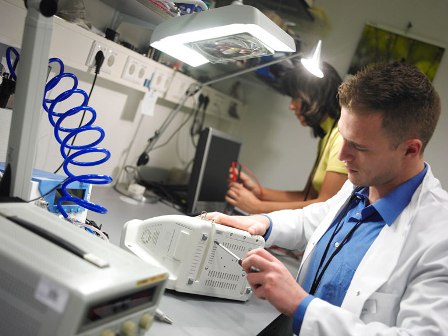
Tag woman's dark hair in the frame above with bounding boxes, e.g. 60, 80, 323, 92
282, 61, 342, 137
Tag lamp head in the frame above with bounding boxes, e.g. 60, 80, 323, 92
301, 40, 324, 78
150, 5, 296, 67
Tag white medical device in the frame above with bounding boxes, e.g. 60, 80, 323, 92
0, 202, 168, 336
120, 214, 265, 301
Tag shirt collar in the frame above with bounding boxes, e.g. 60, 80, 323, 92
320, 116, 337, 135
355, 164, 428, 226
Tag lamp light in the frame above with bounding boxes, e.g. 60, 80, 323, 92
301, 40, 324, 78
150, 5, 296, 67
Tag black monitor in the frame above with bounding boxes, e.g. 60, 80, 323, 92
187, 127, 241, 215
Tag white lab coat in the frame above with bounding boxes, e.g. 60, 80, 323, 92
266, 164, 448, 335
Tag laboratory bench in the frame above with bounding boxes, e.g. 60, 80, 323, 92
88, 186, 295, 336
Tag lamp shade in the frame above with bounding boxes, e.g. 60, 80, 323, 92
150, 5, 296, 67
301, 40, 324, 78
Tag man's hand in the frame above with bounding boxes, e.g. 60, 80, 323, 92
226, 182, 262, 214
206, 212, 270, 236
242, 248, 308, 316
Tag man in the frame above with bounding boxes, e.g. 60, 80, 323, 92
208, 62, 448, 335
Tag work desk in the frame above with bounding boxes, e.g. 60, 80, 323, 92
88, 186, 288, 335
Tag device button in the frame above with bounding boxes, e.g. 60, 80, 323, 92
121, 320, 137, 336
139, 313, 154, 330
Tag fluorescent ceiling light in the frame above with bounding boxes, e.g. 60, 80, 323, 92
301, 40, 324, 78
150, 5, 296, 67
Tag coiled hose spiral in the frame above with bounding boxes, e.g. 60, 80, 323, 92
42, 57, 112, 218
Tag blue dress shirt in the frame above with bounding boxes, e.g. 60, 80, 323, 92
291, 165, 428, 334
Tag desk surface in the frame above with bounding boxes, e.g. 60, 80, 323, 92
89, 186, 287, 335
88, 186, 181, 246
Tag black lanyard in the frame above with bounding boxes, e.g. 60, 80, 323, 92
309, 188, 372, 295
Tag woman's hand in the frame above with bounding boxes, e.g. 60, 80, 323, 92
226, 182, 263, 214
229, 170, 263, 199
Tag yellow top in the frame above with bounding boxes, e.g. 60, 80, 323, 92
311, 117, 347, 193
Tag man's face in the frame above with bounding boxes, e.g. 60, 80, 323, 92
338, 106, 407, 194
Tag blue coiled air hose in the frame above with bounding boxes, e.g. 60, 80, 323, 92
42, 57, 113, 217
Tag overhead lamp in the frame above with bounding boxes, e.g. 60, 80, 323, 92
150, 5, 296, 67
301, 40, 324, 78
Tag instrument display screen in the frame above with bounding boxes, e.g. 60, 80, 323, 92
55, 188, 86, 205
82, 286, 157, 327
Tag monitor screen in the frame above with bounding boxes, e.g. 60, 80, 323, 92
187, 127, 241, 215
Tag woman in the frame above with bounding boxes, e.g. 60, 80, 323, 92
226, 62, 348, 214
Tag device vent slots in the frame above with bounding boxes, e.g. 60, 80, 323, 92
0, 302, 42, 336
207, 246, 217, 265
205, 279, 238, 291
207, 270, 240, 282
140, 224, 161, 247
175, 221, 190, 230
189, 245, 205, 275
223, 242, 245, 253
0, 268, 47, 314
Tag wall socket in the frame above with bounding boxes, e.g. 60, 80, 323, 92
86, 41, 117, 75
150, 70, 172, 93
121, 56, 150, 85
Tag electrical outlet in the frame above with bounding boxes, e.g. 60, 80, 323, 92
150, 70, 171, 93
102, 49, 118, 74
121, 56, 150, 85
85, 41, 118, 75
86, 41, 106, 69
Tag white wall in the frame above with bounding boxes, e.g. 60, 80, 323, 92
237, 0, 448, 190
319, 0, 448, 188
228, 79, 316, 191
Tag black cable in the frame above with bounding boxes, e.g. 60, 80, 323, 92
190, 94, 204, 138
151, 101, 196, 152
85, 218, 103, 231
190, 114, 201, 148
27, 177, 70, 202
190, 94, 209, 148
53, 51, 105, 174
309, 190, 373, 295
199, 95, 209, 132
156, 189, 186, 212
94, 51, 105, 75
